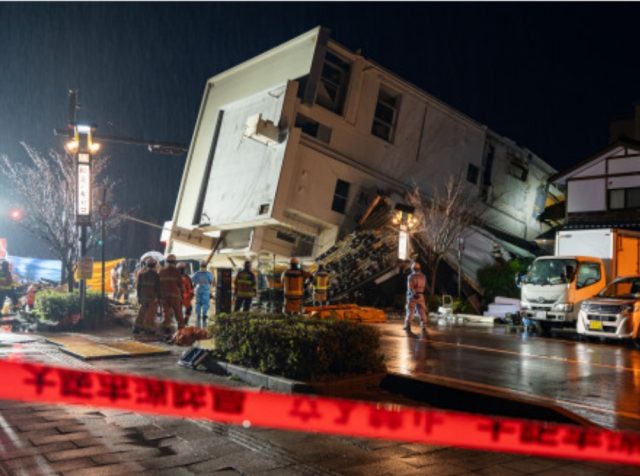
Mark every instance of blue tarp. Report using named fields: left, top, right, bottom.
left=7, top=256, right=62, bottom=283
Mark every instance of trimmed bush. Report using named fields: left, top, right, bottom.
left=33, top=290, right=109, bottom=330
left=211, top=313, right=386, bottom=381
left=478, top=258, right=533, bottom=303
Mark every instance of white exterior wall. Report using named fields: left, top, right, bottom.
left=199, top=84, right=288, bottom=227
left=169, top=28, right=320, bottom=258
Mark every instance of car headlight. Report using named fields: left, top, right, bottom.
left=520, top=301, right=531, bottom=310
left=581, top=302, right=591, bottom=313
left=552, top=303, right=573, bottom=312
left=621, top=305, right=633, bottom=315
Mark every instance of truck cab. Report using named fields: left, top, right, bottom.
left=578, top=275, right=640, bottom=346
left=520, top=256, right=606, bottom=335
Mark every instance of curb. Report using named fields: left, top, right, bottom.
left=212, top=360, right=385, bottom=396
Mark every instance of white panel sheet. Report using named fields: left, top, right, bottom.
left=200, top=84, right=288, bottom=226
left=555, top=229, right=613, bottom=259
left=567, top=179, right=605, bottom=212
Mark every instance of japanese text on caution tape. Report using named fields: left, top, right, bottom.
left=0, top=359, right=638, bottom=466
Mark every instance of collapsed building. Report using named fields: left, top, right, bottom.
left=165, top=26, right=558, bottom=306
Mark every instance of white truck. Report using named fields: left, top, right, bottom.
left=520, top=229, right=640, bottom=336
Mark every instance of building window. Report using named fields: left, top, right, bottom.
left=508, top=155, right=529, bottom=181
left=331, top=179, right=351, bottom=214
left=316, top=51, right=350, bottom=115
left=466, top=164, right=479, bottom=185
left=295, top=114, right=332, bottom=143
left=371, top=87, right=399, bottom=142
left=609, top=187, right=640, bottom=210
left=258, top=203, right=270, bottom=215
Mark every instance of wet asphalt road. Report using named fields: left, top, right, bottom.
left=377, top=320, right=640, bottom=432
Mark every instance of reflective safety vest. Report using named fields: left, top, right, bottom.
left=408, top=271, right=427, bottom=295
left=236, top=270, right=256, bottom=298
left=283, top=268, right=304, bottom=299
left=313, top=271, right=329, bottom=292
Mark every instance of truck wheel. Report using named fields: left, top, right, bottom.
left=535, top=321, right=552, bottom=337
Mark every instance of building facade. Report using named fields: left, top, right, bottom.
left=167, top=27, right=555, bottom=275
left=550, top=137, right=640, bottom=229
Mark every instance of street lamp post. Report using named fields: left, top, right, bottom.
left=392, top=204, right=417, bottom=261
left=66, top=124, right=100, bottom=323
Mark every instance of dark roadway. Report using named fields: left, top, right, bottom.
left=377, top=320, right=640, bottom=432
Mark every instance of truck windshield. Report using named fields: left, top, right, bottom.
left=599, top=277, right=640, bottom=299
left=524, top=259, right=578, bottom=286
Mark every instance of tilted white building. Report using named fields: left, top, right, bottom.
left=167, top=26, right=555, bottom=282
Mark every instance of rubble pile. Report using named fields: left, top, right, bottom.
left=317, top=229, right=397, bottom=300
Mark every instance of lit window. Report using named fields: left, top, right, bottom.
left=331, top=179, right=351, bottom=214
left=371, top=87, right=399, bottom=142
left=316, top=51, right=350, bottom=115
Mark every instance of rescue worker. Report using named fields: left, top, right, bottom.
left=178, top=262, right=194, bottom=325
left=0, top=261, right=17, bottom=314
left=404, top=261, right=428, bottom=334
left=234, top=260, right=256, bottom=312
left=133, top=258, right=161, bottom=335
left=282, top=257, right=304, bottom=314
left=116, top=261, right=131, bottom=303
left=158, top=254, right=184, bottom=335
left=110, top=263, right=119, bottom=300
left=191, top=260, right=214, bottom=328
left=312, top=263, right=330, bottom=307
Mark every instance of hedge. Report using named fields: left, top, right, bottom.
left=33, top=290, right=109, bottom=330
left=211, top=313, right=386, bottom=381
left=478, top=258, right=533, bottom=303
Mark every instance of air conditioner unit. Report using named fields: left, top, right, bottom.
left=244, top=113, right=281, bottom=145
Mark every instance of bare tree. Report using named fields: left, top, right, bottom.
left=0, top=143, right=120, bottom=291
left=407, top=174, right=479, bottom=296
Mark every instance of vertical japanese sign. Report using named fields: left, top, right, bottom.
left=77, top=153, right=91, bottom=224
left=0, top=238, right=7, bottom=259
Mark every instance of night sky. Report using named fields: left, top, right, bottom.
left=1, top=2, right=639, bottom=260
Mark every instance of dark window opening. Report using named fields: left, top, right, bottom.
left=482, top=145, right=495, bottom=187
left=371, top=87, right=399, bottom=142
left=609, top=187, right=640, bottom=210
left=295, top=75, right=309, bottom=101
left=331, top=179, right=351, bottom=214
left=258, top=204, right=270, bottom=215
left=467, top=164, right=479, bottom=185
left=508, top=157, right=529, bottom=181
left=276, top=231, right=296, bottom=244
left=295, top=114, right=332, bottom=143
left=316, top=51, right=350, bottom=115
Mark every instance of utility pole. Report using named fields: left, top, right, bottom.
left=457, top=236, right=465, bottom=298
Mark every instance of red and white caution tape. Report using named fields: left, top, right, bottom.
left=0, top=359, right=638, bottom=466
